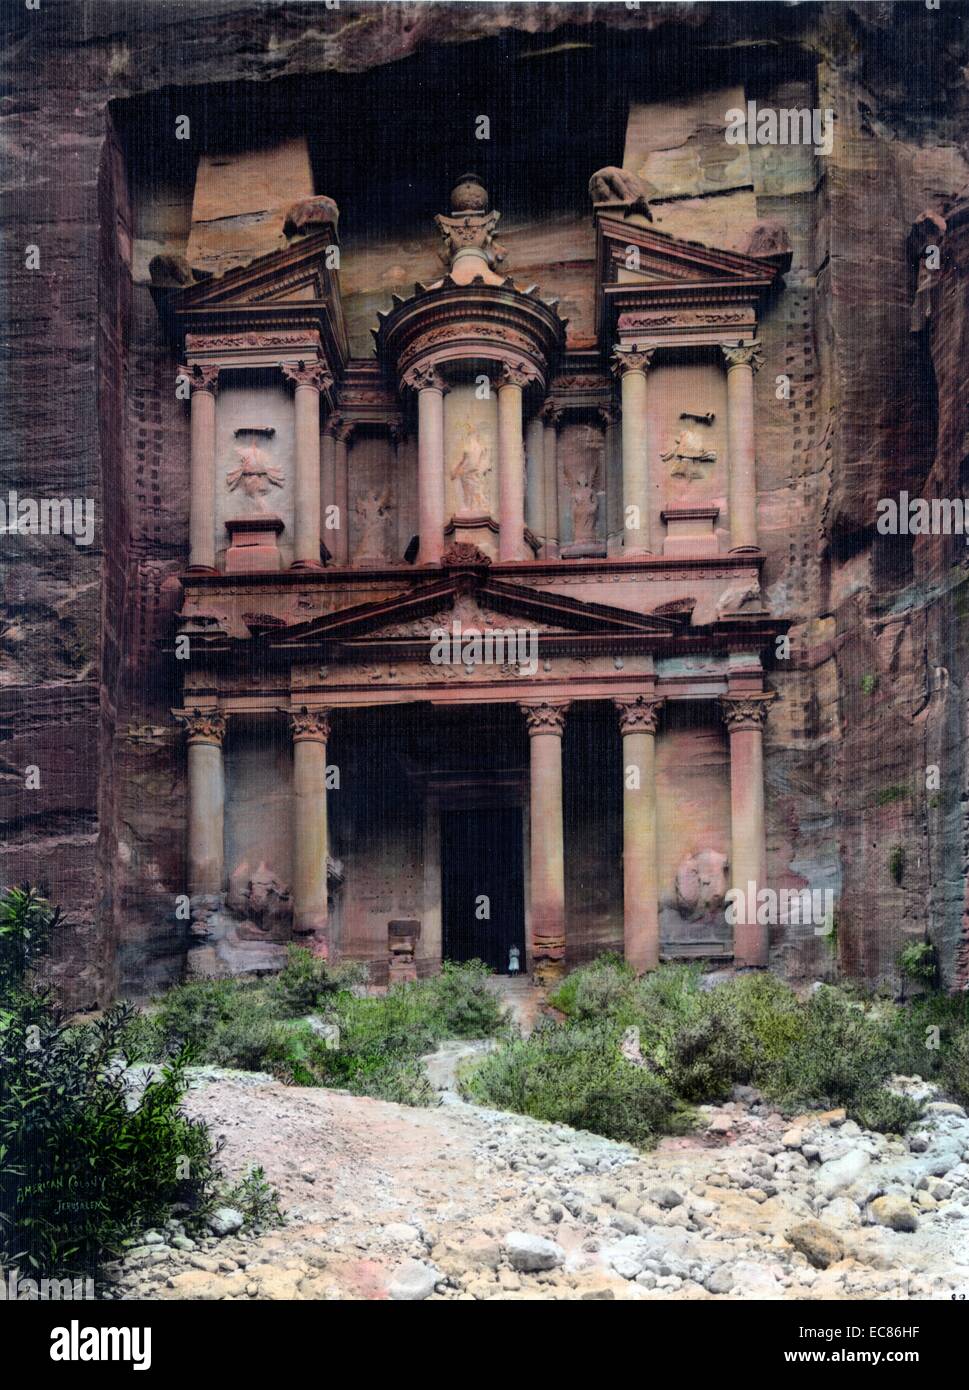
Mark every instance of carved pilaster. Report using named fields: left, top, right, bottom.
left=614, top=695, right=663, bottom=735
left=721, top=341, right=764, bottom=374
left=720, top=692, right=775, bottom=731
left=520, top=701, right=570, bottom=736
left=335, top=419, right=355, bottom=445
left=289, top=708, right=332, bottom=743
left=540, top=399, right=563, bottom=428
left=176, top=709, right=227, bottom=746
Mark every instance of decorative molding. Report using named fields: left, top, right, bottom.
left=177, top=362, right=220, bottom=395
left=176, top=708, right=227, bottom=745
left=720, top=691, right=776, bottom=731
left=610, top=345, right=655, bottom=378
left=186, top=331, right=321, bottom=352
left=614, top=694, right=664, bottom=734
left=721, top=341, right=765, bottom=374
left=441, top=541, right=492, bottom=568
left=520, top=700, right=570, bottom=736
left=288, top=707, right=332, bottom=742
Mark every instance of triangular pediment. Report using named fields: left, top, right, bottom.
left=160, top=231, right=349, bottom=365
left=597, top=217, right=778, bottom=290
left=265, top=575, right=684, bottom=652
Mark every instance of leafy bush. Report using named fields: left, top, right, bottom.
left=665, top=998, right=755, bottom=1102
left=898, top=940, right=938, bottom=987
left=851, top=1088, right=923, bottom=1135
left=765, top=985, right=891, bottom=1111
left=462, top=1022, right=687, bottom=1147
left=0, top=887, right=220, bottom=1275
left=269, top=945, right=366, bottom=1016
left=421, top=960, right=511, bottom=1038
left=943, top=1027, right=969, bottom=1106
left=548, top=953, right=637, bottom=1025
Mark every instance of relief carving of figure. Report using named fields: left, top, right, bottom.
left=353, top=483, right=393, bottom=563
left=566, top=426, right=602, bottom=543
left=226, top=442, right=285, bottom=513
left=673, top=849, right=729, bottom=922
left=226, top=859, right=292, bottom=940
left=451, top=420, right=492, bottom=514
left=661, top=427, right=717, bottom=481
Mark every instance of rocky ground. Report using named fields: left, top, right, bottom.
left=102, top=1061, right=969, bottom=1301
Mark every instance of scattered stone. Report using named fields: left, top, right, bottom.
left=787, top=1220, right=845, bottom=1269
left=646, top=1186, right=684, bottom=1210
left=208, top=1207, right=245, bottom=1237
left=387, top=1260, right=441, bottom=1302
left=503, top=1232, right=565, bottom=1273
left=870, top=1195, right=919, bottom=1233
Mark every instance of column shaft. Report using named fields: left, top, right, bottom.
left=416, top=380, right=446, bottom=565
left=541, top=405, right=560, bottom=559
left=497, top=378, right=527, bottom=561
left=722, top=694, right=773, bottom=967
left=184, top=366, right=219, bottom=571
left=723, top=343, right=763, bottom=551
left=291, top=710, right=331, bottom=956
left=615, top=697, right=663, bottom=973
left=180, top=711, right=226, bottom=898
left=612, top=347, right=654, bottom=555
left=292, top=381, right=323, bottom=568
left=321, top=420, right=337, bottom=560
left=525, top=412, right=546, bottom=544
left=334, top=425, right=351, bottom=566
left=522, top=703, right=569, bottom=981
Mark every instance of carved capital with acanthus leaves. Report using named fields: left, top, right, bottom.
left=288, top=707, right=332, bottom=743
left=280, top=358, right=334, bottom=393
left=175, top=708, right=227, bottom=746
left=610, top=345, right=655, bottom=379
left=614, top=695, right=663, bottom=735
left=720, top=691, right=775, bottom=732
left=721, top=341, right=764, bottom=374
left=520, top=701, right=570, bottom=737
left=177, top=363, right=220, bottom=395
left=401, top=363, right=449, bottom=395
left=498, top=360, right=539, bottom=391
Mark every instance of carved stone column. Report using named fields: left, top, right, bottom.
left=180, top=364, right=220, bottom=571
left=497, top=363, right=530, bottom=561
left=721, top=342, right=763, bottom=551
left=289, top=708, right=332, bottom=957
left=521, top=701, right=570, bottom=982
left=540, top=401, right=561, bottom=559
left=524, top=411, right=546, bottom=545
left=321, top=414, right=339, bottom=561
left=721, top=692, right=774, bottom=967
left=282, top=360, right=331, bottom=569
left=611, top=346, right=654, bottom=555
left=333, top=420, right=354, bottom=566
left=405, top=365, right=448, bottom=566
left=614, top=695, right=663, bottom=973
left=177, top=709, right=227, bottom=898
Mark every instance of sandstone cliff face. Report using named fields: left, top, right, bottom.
left=1, top=2, right=968, bottom=1003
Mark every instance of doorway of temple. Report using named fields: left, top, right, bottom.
left=441, top=807, right=526, bottom=973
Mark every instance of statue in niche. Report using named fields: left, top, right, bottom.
left=661, top=427, right=717, bottom=481
left=673, top=850, right=729, bottom=922
left=451, top=420, right=492, bottom=514
left=353, top=483, right=393, bottom=563
left=226, top=441, right=285, bottom=513
left=565, top=425, right=602, bottom=543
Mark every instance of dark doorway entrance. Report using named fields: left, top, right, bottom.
left=442, top=807, right=525, bottom=973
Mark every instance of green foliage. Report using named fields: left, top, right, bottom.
left=664, top=998, right=755, bottom=1103
left=851, top=1088, right=924, bottom=1135
left=942, top=1027, right=969, bottom=1105
left=889, top=846, right=906, bottom=886
left=860, top=674, right=878, bottom=695
left=765, top=986, right=891, bottom=1111
left=461, top=1022, right=688, bottom=1148
left=547, top=953, right=637, bottom=1025
left=898, top=940, right=937, bottom=986
left=0, top=885, right=57, bottom=992
left=876, top=784, right=909, bottom=806
left=223, top=1165, right=284, bottom=1230
left=421, top=960, right=511, bottom=1039
left=269, top=945, right=366, bottom=1016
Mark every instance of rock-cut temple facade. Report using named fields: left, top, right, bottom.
left=160, top=168, right=793, bottom=986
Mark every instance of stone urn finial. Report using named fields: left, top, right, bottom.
left=450, top=172, right=489, bottom=215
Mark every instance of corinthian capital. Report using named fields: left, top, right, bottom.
left=611, top=345, right=654, bottom=379
left=520, top=701, right=570, bottom=736
left=280, top=358, right=334, bottom=393
left=498, top=360, right=539, bottom=391
left=402, top=363, right=449, bottom=395
left=614, top=695, right=663, bottom=735
left=175, top=708, right=227, bottom=745
left=177, top=363, right=220, bottom=395
left=720, top=691, right=775, bottom=731
left=289, top=707, right=332, bottom=743
left=721, top=341, right=764, bottom=374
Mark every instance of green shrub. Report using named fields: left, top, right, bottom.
left=851, top=1088, right=923, bottom=1135
left=764, top=985, right=891, bottom=1110
left=421, top=960, right=511, bottom=1038
left=223, top=1165, right=284, bottom=1229
left=462, top=1022, right=686, bottom=1148
left=547, top=954, right=637, bottom=1025
left=0, top=886, right=56, bottom=992
left=269, top=945, right=366, bottom=1016
left=665, top=998, right=755, bottom=1102
left=942, top=1028, right=969, bottom=1106
left=898, top=940, right=938, bottom=987
left=718, top=971, right=805, bottom=1073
